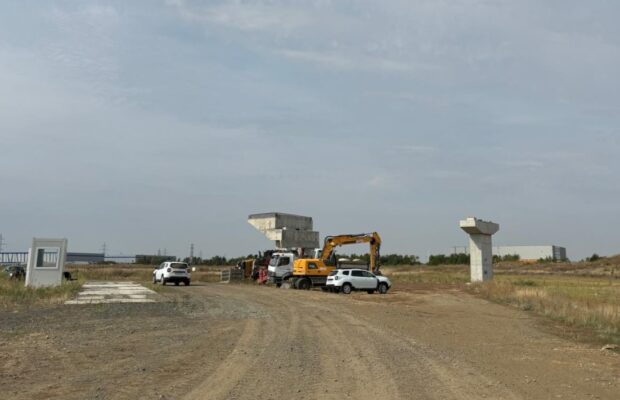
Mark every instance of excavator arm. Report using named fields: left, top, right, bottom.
left=321, top=232, right=382, bottom=274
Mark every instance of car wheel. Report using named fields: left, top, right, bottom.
left=161, top=277, right=166, bottom=286
left=152, top=275, right=157, bottom=284
left=367, top=290, right=375, bottom=294
left=378, top=282, right=388, bottom=294
left=342, top=283, right=352, bottom=295
left=298, top=278, right=311, bottom=290
left=174, top=281, right=180, bottom=286
left=185, top=280, right=190, bottom=286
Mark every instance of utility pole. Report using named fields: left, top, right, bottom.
left=189, top=243, right=194, bottom=264
left=101, top=242, right=107, bottom=256
left=0, top=234, right=5, bottom=252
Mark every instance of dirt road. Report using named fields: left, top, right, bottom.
left=1, top=283, right=618, bottom=399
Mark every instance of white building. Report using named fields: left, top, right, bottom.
left=494, top=246, right=567, bottom=261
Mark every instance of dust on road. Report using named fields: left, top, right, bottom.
left=1, top=283, right=618, bottom=399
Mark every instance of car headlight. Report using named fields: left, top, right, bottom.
left=334, top=276, right=339, bottom=280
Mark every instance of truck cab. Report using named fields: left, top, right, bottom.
left=267, top=252, right=296, bottom=286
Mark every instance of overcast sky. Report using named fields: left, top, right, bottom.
left=1, top=1, right=619, bottom=260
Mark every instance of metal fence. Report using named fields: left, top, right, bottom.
left=220, top=268, right=244, bottom=283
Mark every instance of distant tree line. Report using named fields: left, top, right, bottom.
left=178, top=253, right=422, bottom=266
left=182, top=255, right=259, bottom=266
left=342, top=253, right=421, bottom=266
left=137, top=252, right=526, bottom=266
left=427, top=253, right=470, bottom=266
left=493, top=254, right=520, bottom=262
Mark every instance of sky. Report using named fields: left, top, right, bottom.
left=1, top=0, right=619, bottom=261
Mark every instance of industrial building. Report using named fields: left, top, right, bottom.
left=66, top=252, right=105, bottom=264
left=494, top=246, right=567, bottom=261
left=1, top=252, right=106, bottom=264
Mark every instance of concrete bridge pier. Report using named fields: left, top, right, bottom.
left=459, top=217, right=500, bottom=283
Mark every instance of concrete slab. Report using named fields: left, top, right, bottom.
left=66, top=281, right=159, bottom=305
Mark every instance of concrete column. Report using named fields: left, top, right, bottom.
left=459, top=218, right=499, bottom=283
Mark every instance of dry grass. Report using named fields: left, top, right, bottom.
left=0, top=275, right=82, bottom=310
left=383, top=265, right=470, bottom=285
left=383, top=264, right=620, bottom=345
left=0, top=264, right=226, bottom=310
left=65, top=264, right=224, bottom=283
left=469, top=276, right=620, bottom=344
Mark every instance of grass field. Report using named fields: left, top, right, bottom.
left=0, top=264, right=224, bottom=309
left=0, top=275, right=82, bottom=310
left=383, top=260, right=620, bottom=345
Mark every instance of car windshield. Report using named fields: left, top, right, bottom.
left=171, top=263, right=188, bottom=269
left=328, top=271, right=338, bottom=276
left=269, top=256, right=279, bottom=266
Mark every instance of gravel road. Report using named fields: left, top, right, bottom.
left=1, top=283, right=618, bottom=399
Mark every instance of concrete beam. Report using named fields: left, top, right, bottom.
left=248, top=212, right=319, bottom=249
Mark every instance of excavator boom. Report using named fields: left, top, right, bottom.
left=321, top=232, right=382, bottom=273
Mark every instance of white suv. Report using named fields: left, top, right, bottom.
left=153, top=262, right=191, bottom=286
left=326, top=269, right=391, bottom=294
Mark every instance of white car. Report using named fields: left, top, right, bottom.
left=326, top=269, right=391, bottom=294
left=153, top=262, right=191, bottom=286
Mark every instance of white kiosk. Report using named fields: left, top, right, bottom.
left=459, top=218, right=499, bottom=282
left=25, top=238, right=68, bottom=288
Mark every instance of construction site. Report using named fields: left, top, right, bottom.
left=1, top=212, right=619, bottom=400
left=2, top=2, right=620, bottom=399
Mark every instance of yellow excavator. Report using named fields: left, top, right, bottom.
left=290, top=232, right=382, bottom=290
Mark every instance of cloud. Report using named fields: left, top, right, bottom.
left=390, top=145, right=437, bottom=155
left=276, top=49, right=412, bottom=73
left=166, top=0, right=311, bottom=32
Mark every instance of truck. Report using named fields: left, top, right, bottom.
left=267, top=252, right=297, bottom=287
left=290, top=232, right=382, bottom=290
left=267, top=248, right=320, bottom=286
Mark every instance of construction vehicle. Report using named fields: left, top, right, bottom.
left=290, top=232, right=382, bottom=290
left=267, top=251, right=297, bottom=287
left=236, top=259, right=255, bottom=279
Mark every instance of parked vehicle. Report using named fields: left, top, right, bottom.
left=326, top=268, right=391, bottom=294
left=267, top=252, right=297, bottom=286
left=153, top=262, right=191, bottom=286
left=3, top=265, right=25, bottom=280
left=291, top=232, right=382, bottom=289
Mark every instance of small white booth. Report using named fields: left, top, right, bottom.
left=25, top=238, right=68, bottom=288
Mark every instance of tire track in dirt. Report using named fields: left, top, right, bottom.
left=279, top=294, right=402, bottom=400
left=333, top=300, right=524, bottom=400
left=180, top=285, right=617, bottom=400
left=182, top=318, right=261, bottom=400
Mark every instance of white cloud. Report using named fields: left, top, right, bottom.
left=391, top=145, right=436, bottom=155
left=167, top=0, right=311, bottom=32
left=276, top=49, right=412, bottom=73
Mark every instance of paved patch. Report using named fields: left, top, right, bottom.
left=66, top=282, right=159, bottom=304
